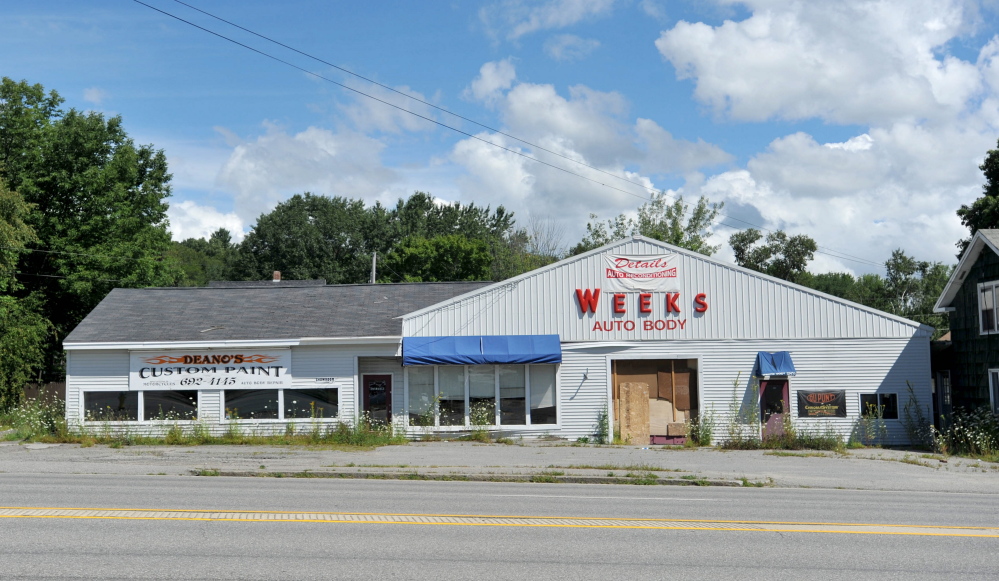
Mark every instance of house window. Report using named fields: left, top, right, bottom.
left=860, top=393, right=898, bottom=419
left=989, top=370, right=999, bottom=414
left=981, top=284, right=998, bottom=333
left=406, top=364, right=558, bottom=428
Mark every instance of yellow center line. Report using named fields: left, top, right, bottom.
left=0, top=507, right=996, bottom=537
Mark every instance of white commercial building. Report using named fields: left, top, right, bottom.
left=64, top=237, right=933, bottom=444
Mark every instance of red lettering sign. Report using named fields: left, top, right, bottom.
left=575, top=288, right=601, bottom=313
left=613, top=293, right=626, bottom=314
left=665, top=292, right=681, bottom=313
left=694, top=293, right=708, bottom=313
left=639, top=293, right=652, bottom=313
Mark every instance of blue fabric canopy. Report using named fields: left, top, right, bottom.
left=755, top=351, right=796, bottom=376
left=403, top=335, right=562, bottom=366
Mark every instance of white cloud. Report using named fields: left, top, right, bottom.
left=82, top=87, right=107, bottom=105
left=338, top=82, right=437, bottom=134
left=481, top=0, right=618, bottom=40
left=543, top=34, right=600, bottom=61
left=215, top=123, right=397, bottom=224
left=655, top=0, right=983, bottom=124
left=168, top=200, right=244, bottom=242
left=639, top=0, right=667, bottom=21
left=465, top=59, right=517, bottom=103
left=635, top=118, right=732, bottom=174
left=449, top=75, right=733, bottom=244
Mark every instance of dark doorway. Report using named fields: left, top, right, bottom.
left=760, top=379, right=789, bottom=438
left=362, top=374, right=392, bottom=424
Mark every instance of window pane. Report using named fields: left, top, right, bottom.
left=408, top=367, right=435, bottom=426
left=438, top=366, right=465, bottom=426
left=530, top=365, right=557, bottom=425
left=983, top=288, right=996, bottom=331
left=499, top=365, right=526, bottom=425
left=224, top=390, right=279, bottom=420
left=144, top=390, right=198, bottom=421
left=84, top=392, right=138, bottom=421
left=879, top=393, right=899, bottom=420
left=284, top=389, right=338, bottom=419
left=468, top=366, right=495, bottom=425
left=860, top=394, right=880, bottom=418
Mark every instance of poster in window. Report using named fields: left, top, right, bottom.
left=796, top=390, right=847, bottom=418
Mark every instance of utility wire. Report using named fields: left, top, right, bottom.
left=132, top=0, right=885, bottom=268
left=2, top=245, right=152, bottom=263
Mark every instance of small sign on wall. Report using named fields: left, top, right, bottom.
left=796, top=390, right=847, bottom=418
left=129, top=350, right=292, bottom=390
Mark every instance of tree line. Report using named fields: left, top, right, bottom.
left=1, top=75, right=993, bottom=408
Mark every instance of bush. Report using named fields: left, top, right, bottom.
left=935, top=407, right=999, bottom=460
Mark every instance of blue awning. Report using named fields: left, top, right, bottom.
left=755, top=351, right=796, bottom=376
left=403, top=335, right=562, bottom=366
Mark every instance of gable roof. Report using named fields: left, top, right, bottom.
left=935, top=229, right=999, bottom=311
left=64, top=282, right=490, bottom=346
left=404, top=235, right=931, bottom=335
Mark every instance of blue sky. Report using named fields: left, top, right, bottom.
left=4, top=0, right=999, bottom=274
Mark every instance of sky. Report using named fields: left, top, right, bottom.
left=4, top=0, right=999, bottom=275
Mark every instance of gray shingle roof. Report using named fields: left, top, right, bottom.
left=207, top=279, right=327, bottom=288
left=64, top=282, right=490, bottom=344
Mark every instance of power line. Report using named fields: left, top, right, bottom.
left=14, top=271, right=135, bottom=284
left=131, top=0, right=885, bottom=268
left=2, top=245, right=151, bottom=263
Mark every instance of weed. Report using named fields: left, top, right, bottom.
left=195, top=468, right=221, bottom=476
left=593, top=407, right=609, bottom=445
left=627, top=472, right=660, bottom=485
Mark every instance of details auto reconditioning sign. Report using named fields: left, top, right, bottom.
left=603, top=254, right=680, bottom=292
left=128, top=350, right=291, bottom=390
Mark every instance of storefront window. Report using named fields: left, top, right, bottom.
left=224, top=390, right=279, bottom=420
left=405, top=364, right=559, bottom=427
left=438, top=366, right=465, bottom=426
left=144, top=390, right=198, bottom=421
left=468, top=365, right=496, bottom=426
left=530, top=365, right=557, bottom=424
left=84, top=391, right=138, bottom=421
left=408, top=367, right=435, bottom=425
left=499, top=365, right=526, bottom=425
left=284, top=389, right=338, bottom=419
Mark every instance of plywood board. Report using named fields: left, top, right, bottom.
left=649, top=398, right=673, bottom=436
left=619, top=382, right=650, bottom=445
left=667, top=422, right=687, bottom=436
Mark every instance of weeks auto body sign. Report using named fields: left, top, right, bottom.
left=604, top=254, right=680, bottom=292
left=129, top=350, right=291, bottom=390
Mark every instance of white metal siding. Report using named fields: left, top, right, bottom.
left=403, top=239, right=926, bottom=341
left=65, top=350, right=129, bottom=421
left=559, top=336, right=932, bottom=445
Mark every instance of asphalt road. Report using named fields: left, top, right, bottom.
left=2, top=474, right=997, bottom=580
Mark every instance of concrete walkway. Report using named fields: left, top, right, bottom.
left=1, top=440, right=996, bottom=493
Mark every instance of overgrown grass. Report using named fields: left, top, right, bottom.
left=1, top=398, right=408, bottom=448
left=720, top=413, right=845, bottom=452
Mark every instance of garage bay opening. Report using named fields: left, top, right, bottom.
left=613, top=359, right=698, bottom=445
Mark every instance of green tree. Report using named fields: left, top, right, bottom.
left=571, top=193, right=723, bottom=255
left=729, top=228, right=817, bottom=283
left=380, top=234, right=491, bottom=282
left=956, top=139, right=999, bottom=255
left=0, top=77, right=176, bottom=380
left=233, top=193, right=371, bottom=283
left=234, top=191, right=523, bottom=284
left=0, top=178, right=52, bottom=409
left=882, top=249, right=950, bottom=333
left=167, top=228, right=237, bottom=286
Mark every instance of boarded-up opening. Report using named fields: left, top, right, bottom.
left=614, top=359, right=698, bottom=444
